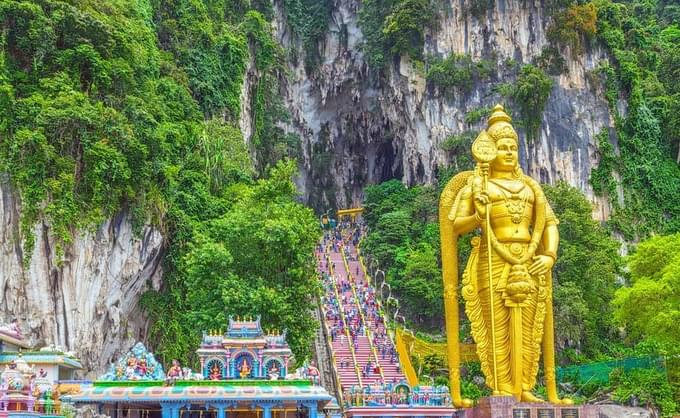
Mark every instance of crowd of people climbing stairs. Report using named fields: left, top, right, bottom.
left=316, top=221, right=407, bottom=393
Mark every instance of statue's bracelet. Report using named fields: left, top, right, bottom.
left=542, top=251, right=557, bottom=261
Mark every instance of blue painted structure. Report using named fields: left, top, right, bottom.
left=197, top=317, right=292, bottom=380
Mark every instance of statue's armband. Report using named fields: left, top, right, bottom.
left=545, top=201, right=559, bottom=226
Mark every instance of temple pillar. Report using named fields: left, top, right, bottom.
left=216, top=406, right=225, bottom=418
left=306, top=402, right=317, bottom=418
left=261, top=405, right=271, bottom=418
left=161, top=403, right=179, bottom=418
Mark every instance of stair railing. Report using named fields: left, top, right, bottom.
left=318, top=296, right=345, bottom=408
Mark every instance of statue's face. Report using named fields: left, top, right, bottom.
left=491, top=137, right=518, bottom=172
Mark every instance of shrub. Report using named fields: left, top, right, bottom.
left=547, top=2, right=598, bottom=55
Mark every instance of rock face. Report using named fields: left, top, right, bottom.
left=0, top=179, right=164, bottom=378
left=597, top=405, right=654, bottom=418
left=272, top=0, right=614, bottom=219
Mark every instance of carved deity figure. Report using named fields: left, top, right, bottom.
left=136, top=358, right=148, bottom=377
left=209, top=363, right=222, bottom=380
left=440, top=105, right=570, bottom=406
left=168, top=360, right=183, bottom=378
left=268, top=363, right=280, bottom=380
left=125, top=356, right=137, bottom=380
left=239, top=359, right=251, bottom=378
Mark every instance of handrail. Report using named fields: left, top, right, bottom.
left=341, top=245, right=384, bottom=381
left=327, top=251, right=363, bottom=387
left=357, top=244, right=398, bottom=348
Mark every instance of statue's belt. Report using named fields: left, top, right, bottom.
left=473, top=242, right=542, bottom=293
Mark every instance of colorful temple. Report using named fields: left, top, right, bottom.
left=0, top=320, right=83, bottom=418
left=67, top=317, right=335, bottom=418
left=197, top=317, right=293, bottom=381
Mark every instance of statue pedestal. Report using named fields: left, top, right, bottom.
left=465, top=396, right=601, bottom=418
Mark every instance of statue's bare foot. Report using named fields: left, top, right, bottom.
left=521, top=391, right=545, bottom=403
left=454, top=398, right=474, bottom=408
left=548, top=396, right=574, bottom=405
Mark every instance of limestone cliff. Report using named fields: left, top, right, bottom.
left=0, top=178, right=164, bottom=377
left=272, top=0, right=614, bottom=220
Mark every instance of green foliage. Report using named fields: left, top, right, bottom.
left=361, top=180, right=442, bottom=326
left=613, top=234, right=680, bottom=355
left=0, top=0, right=319, bottom=365
left=281, top=0, right=332, bottom=71
left=547, top=2, right=597, bottom=55
left=460, top=361, right=491, bottom=401
left=544, top=182, right=622, bottom=360
left=439, top=132, right=475, bottom=171
left=535, top=46, right=568, bottom=76
left=391, top=243, right=443, bottom=320
left=511, top=64, right=553, bottom=142
left=589, top=0, right=680, bottom=238
left=589, top=130, right=618, bottom=200
left=463, top=106, right=492, bottom=125
left=153, top=0, right=249, bottom=118
left=199, top=119, right=253, bottom=193
left=610, top=368, right=678, bottom=417
left=358, top=0, right=437, bottom=69
left=0, top=0, right=203, bottom=257
left=237, top=10, right=300, bottom=175
left=426, top=54, right=495, bottom=96
left=382, top=0, right=437, bottom=61
left=143, top=161, right=321, bottom=365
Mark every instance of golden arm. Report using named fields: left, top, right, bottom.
left=540, top=223, right=559, bottom=259
left=448, top=185, right=481, bottom=235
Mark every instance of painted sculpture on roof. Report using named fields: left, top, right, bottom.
left=100, top=342, right=165, bottom=381
left=0, top=320, right=22, bottom=339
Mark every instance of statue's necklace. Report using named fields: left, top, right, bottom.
left=490, top=180, right=528, bottom=224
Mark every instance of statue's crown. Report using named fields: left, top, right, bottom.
left=487, top=104, right=518, bottom=142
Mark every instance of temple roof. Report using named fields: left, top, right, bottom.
left=0, top=352, right=82, bottom=369
left=66, top=383, right=333, bottom=404
left=200, top=316, right=290, bottom=352
left=226, top=316, right=263, bottom=338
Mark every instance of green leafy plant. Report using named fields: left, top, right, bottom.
left=426, top=55, right=495, bottom=97
left=511, top=64, right=553, bottom=142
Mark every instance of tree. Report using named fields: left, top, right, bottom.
left=613, top=233, right=680, bottom=354
left=144, top=161, right=321, bottom=365
left=391, top=243, right=443, bottom=322
left=544, top=182, right=622, bottom=360
left=382, top=0, right=436, bottom=60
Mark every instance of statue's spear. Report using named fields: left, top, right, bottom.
left=471, top=130, right=500, bottom=395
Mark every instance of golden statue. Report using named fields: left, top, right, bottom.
left=440, top=105, right=571, bottom=406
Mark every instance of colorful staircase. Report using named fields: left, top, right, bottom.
left=317, top=228, right=406, bottom=392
